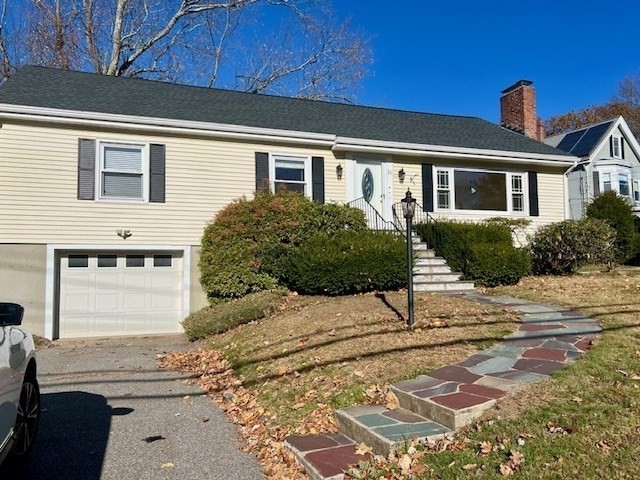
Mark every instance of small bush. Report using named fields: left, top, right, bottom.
left=199, top=190, right=366, bottom=303
left=182, top=289, right=287, bottom=341
left=465, top=244, right=531, bottom=287
left=586, top=191, right=638, bottom=263
left=283, top=230, right=407, bottom=296
left=414, top=220, right=513, bottom=273
left=529, top=218, right=616, bottom=275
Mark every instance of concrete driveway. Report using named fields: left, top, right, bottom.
left=1, top=335, right=263, bottom=479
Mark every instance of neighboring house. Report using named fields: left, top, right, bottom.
left=545, top=116, right=640, bottom=219
left=0, top=68, right=575, bottom=339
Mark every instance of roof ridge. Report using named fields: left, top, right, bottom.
left=15, top=65, right=485, bottom=122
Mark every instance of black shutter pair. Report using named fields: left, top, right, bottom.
left=255, top=152, right=325, bottom=203
left=609, top=136, right=626, bottom=159
left=77, top=139, right=166, bottom=202
left=420, top=163, right=540, bottom=216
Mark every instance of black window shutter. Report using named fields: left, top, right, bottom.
left=149, top=144, right=166, bottom=203
left=528, top=171, right=539, bottom=217
left=593, top=171, right=600, bottom=197
left=311, top=156, right=325, bottom=203
left=255, top=152, right=269, bottom=191
left=610, top=137, right=614, bottom=157
left=421, top=163, right=434, bottom=212
left=77, top=138, right=95, bottom=200
left=621, top=138, right=625, bottom=159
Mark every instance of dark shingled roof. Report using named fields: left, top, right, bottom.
left=0, top=66, right=572, bottom=157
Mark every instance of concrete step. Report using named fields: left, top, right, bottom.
left=413, top=264, right=452, bottom=274
left=335, top=405, right=451, bottom=457
left=412, top=243, right=431, bottom=251
left=390, top=375, right=507, bottom=430
left=413, top=272, right=462, bottom=283
left=414, top=249, right=436, bottom=258
left=414, top=280, right=475, bottom=292
left=414, top=257, right=447, bottom=266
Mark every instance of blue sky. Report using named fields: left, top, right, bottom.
left=339, top=1, right=640, bottom=123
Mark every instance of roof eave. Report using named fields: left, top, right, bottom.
left=0, top=103, right=576, bottom=165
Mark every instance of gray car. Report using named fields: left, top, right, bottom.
left=0, top=303, right=40, bottom=467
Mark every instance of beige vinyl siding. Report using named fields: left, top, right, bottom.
left=0, top=121, right=343, bottom=244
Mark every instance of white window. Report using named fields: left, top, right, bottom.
left=634, top=180, right=640, bottom=203
left=511, top=174, right=524, bottom=212
left=99, top=143, right=147, bottom=201
left=619, top=173, right=630, bottom=196
left=436, top=169, right=450, bottom=209
left=270, top=154, right=311, bottom=197
left=602, top=172, right=612, bottom=192
left=612, top=136, right=622, bottom=159
left=434, top=167, right=527, bottom=214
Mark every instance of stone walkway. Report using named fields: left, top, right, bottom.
left=285, top=292, right=602, bottom=480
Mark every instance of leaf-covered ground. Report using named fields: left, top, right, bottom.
left=160, top=290, right=517, bottom=478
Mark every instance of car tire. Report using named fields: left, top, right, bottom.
left=9, top=374, right=40, bottom=459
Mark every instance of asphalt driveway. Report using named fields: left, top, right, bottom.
left=1, top=335, right=263, bottom=479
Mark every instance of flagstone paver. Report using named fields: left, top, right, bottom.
left=284, top=292, right=602, bottom=480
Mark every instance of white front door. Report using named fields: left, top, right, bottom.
left=355, top=160, right=385, bottom=213
left=58, top=251, right=183, bottom=338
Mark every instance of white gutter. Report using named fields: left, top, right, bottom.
left=0, top=104, right=337, bottom=146
left=0, top=103, right=576, bottom=165
left=334, top=136, right=576, bottom=166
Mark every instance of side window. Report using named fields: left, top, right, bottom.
left=612, top=136, right=622, bottom=159
left=270, top=154, right=311, bottom=196
left=436, top=170, right=450, bottom=209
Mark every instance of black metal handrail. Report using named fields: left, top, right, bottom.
left=392, top=201, right=436, bottom=245
left=346, top=197, right=401, bottom=233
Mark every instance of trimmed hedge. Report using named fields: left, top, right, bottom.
left=529, top=218, right=616, bottom=275
left=586, top=191, right=638, bottom=263
left=182, top=289, right=287, bottom=341
left=465, top=244, right=531, bottom=287
left=415, top=220, right=513, bottom=273
left=414, top=219, right=530, bottom=287
left=199, top=190, right=366, bottom=303
left=283, top=230, right=407, bottom=296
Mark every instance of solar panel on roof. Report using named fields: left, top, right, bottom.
left=556, top=130, right=587, bottom=153
left=571, top=122, right=612, bottom=157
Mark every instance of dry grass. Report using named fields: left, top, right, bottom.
left=208, top=290, right=517, bottom=426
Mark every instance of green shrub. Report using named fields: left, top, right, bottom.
left=414, top=220, right=513, bottom=273
left=465, top=244, right=531, bottom=287
left=529, top=218, right=616, bottom=275
left=199, top=190, right=365, bottom=303
left=283, top=230, right=407, bottom=296
left=586, top=191, right=638, bottom=263
left=182, top=289, right=287, bottom=341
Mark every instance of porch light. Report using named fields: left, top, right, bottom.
left=401, top=189, right=416, bottom=329
left=336, top=163, right=343, bottom=180
left=398, top=168, right=406, bottom=184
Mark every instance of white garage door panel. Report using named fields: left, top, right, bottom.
left=59, top=251, right=183, bottom=338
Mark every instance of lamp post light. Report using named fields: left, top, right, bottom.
left=401, top=189, right=417, bottom=330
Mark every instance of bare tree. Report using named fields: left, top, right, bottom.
left=614, top=70, right=640, bottom=108
left=1, top=0, right=371, bottom=102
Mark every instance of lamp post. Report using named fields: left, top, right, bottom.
left=401, top=189, right=417, bottom=330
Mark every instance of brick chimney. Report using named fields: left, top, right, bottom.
left=500, top=80, right=545, bottom=141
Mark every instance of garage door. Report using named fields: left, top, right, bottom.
left=59, top=251, right=183, bottom=338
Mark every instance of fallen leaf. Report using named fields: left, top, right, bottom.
left=161, top=463, right=174, bottom=469
left=499, top=463, right=514, bottom=476
left=462, top=463, right=478, bottom=470
left=328, top=329, right=336, bottom=337
left=517, top=437, right=525, bottom=446
left=479, top=441, right=493, bottom=455
left=596, top=439, right=612, bottom=453
left=385, top=391, right=400, bottom=410
left=277, top=367, right=287, bottom=376
left=572, top=396, right=583, bottom=403
left=355, top=443, right=373, bottom=456
left=398, top=453, right=412, bottom=475
left=617, top=370, right=628, bottom=377
left=291, top=402, right=305, bottom=410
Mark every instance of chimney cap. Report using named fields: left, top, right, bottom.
left=501, top=80, right=533, bottom=95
